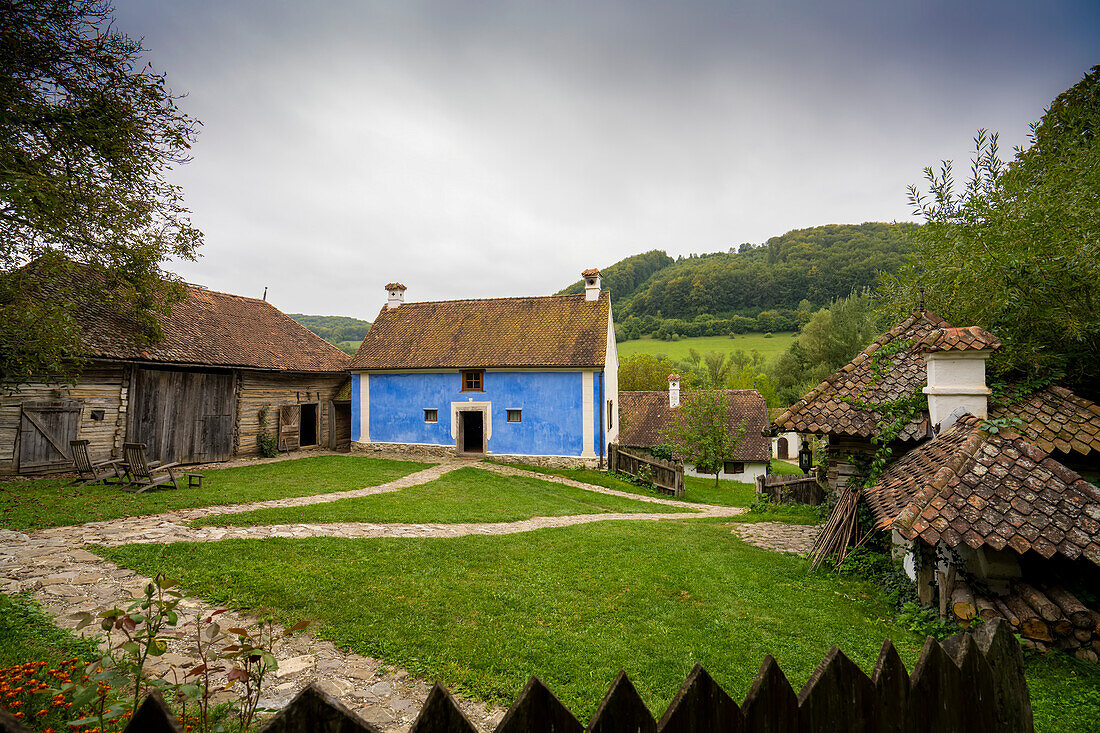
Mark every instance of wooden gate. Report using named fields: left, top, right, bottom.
left=17, top=400, right=82, bottom=473
left=278, top=404, right=301, bottom=451
left=129, top=368, right=235, bottom=464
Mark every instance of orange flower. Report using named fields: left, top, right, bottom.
left=13, top=712, right=24, bottom=720
left=37, top=709, right=49, bottom=717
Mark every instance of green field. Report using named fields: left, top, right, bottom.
left=617, top=332, right=796, bottom=361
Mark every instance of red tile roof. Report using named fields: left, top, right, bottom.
left=351, top=292, right=611, bottom=370
left=582, top=268, right=600, bottom=277
left=36, top=264, right=349, bottom=372
left=385, top=283, right=407, bottom=291
left=865, top=413, right=1100, bottom=567
left=617, top=390, right=771, bottom=462
left=993, top=385, right=1100, bottom=456
left=919, top=326, right=1002, bottom=353
left=768, top=311, right=950, bottom=441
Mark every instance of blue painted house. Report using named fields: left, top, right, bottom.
left=349, top=270, right=618, bottom=464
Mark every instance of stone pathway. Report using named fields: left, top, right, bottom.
left=731, top=521, right=822, bottom=555
left=0, top=461, right=748, bottom=732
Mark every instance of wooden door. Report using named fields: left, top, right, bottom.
left=18, top=400, right=82, bottom=472
left=279, top=404, right=301, bottom=451
left=129, top=368, right=235, bottom=464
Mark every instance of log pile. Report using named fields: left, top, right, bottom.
left=950, top=579, right=1100, bottom=661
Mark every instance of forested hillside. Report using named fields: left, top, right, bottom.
left=557, top=250, right=674, bottom=303
left=562, top=223, right=910, bottom=340
left=627, top=223, right=909, bottom=319
left=288, top=314, right=371, bottom=345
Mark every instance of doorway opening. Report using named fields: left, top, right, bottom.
left=777, top=436, right=789, bottom=460
left=300, top=403, right=318, bottom=447
left=459, top=410, right=484, bottom=454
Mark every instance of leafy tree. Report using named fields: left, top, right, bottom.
left=660, top=391, right=746, bottom=488
left=1, top=0, right=202, bottom=383
left=880, top=66, right=1100, bottom=394
left=702, top=351, right=732, bottom=388
left=769, top=292, right=883, bottom=405
left=618, top=354, right=690, bottom=391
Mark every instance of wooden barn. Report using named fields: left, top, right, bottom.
left=1, top=272, right=351, bottom=474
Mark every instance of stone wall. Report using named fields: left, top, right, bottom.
left=351, top=441, right=600, bottom=469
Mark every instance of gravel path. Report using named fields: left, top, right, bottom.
left=0, top=459, right=748, bottom=732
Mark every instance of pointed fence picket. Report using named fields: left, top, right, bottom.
left=0, top=620, right=1034, bottom=733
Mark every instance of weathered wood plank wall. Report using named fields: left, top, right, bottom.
left=236, top=373, right=347, bottom=457
left=0, top=366, right=126, bottom=473
left=2, top=367, right=349, bottom=473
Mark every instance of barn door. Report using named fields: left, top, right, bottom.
left=18, top=400, right=82, bottom=472
left=279, top=405, right=301, bottom=451
left=129, top=368, right=235, bottom=464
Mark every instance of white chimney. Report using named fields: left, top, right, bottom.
left=668, top=373, right=681, bottom=408
left=582, top=268, right=601, bottom=302
left=385, top=282, right=407, bottom=309
left=920, top=326, right=1001, bottom=432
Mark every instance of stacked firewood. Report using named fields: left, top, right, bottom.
left=950, top=579, right=1100, bottom=662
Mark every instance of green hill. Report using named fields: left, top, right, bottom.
left=560, top=223, right=911, bottom=341
left=556, top=250, right=674, bottom=308
left=624, top=222, right=910, bottom=319
left=288, top=314, right=371, bottom=353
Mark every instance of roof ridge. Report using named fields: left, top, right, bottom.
left=382, top=291, right=604, bottom=308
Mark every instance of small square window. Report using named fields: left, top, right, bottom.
left=89, top=409, right=105, bottom=421
left=507, top=410, right=522, bottom=423
left=424, top=409, right=438, bottom=423
left=723, top=461, right=745, bottom=475
left=461, top=370, right=484, bottom=392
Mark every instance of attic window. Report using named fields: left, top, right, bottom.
left=461, top=370, right=484, bottom=392
left=507, top=410, right=522, bottom=423
left=424, top=409, right=438, bottom=423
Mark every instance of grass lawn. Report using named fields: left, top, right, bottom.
left=617, top=332, right=796, bottom=361
left=97, top=520, right=923, bottom=722
left=96, top=521, right=1100, bottom=731
left=0, top=456, right=433, bottom=531
left=191, top=467, right=683, bottom=527
left=768, top=460, right=805, bottom=476
left=497, top=462, right=757, bottom=507
left=0, top=593, right=99, bottom=670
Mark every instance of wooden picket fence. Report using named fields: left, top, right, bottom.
left=0, top=620, right=1033, bottom=733
left=607, top=444, right=684, bottom=497
left=755, top=473, right=826, bottom=505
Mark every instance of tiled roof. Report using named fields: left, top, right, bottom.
left=992, top=385, right=1100, bottom=456
left=35, top=264, right=350, bottom=372
left=582, top=268, right=600, bottom=277
left=351, top=292, right=611, bottom=370
left=865, top=413, right=1100, bottom=567
left=617, top=390, right=771, bottom=462
left=768, top=311, right=950, bottom=441
left=919, top=326, right=1002, bottom=353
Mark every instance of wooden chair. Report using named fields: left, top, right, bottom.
left=122, top=442, right=181, bottom=492
left=69, top=440, right=125, bottom=486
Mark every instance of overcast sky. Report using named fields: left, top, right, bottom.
left=112, top=0, right=1098, bottom=320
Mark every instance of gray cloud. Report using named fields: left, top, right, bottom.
left=113, top=0, right=1099, bottom=319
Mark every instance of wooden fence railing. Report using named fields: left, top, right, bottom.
left=608, top=444, right=684, bottom=497
left=0, top=620, right=1032, bottom=733
left=755, top=473, right=826, bottom=505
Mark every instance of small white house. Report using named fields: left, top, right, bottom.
left=771, top=431, right=802, bottom=461
left=617, top=376, right=771, bottom=482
